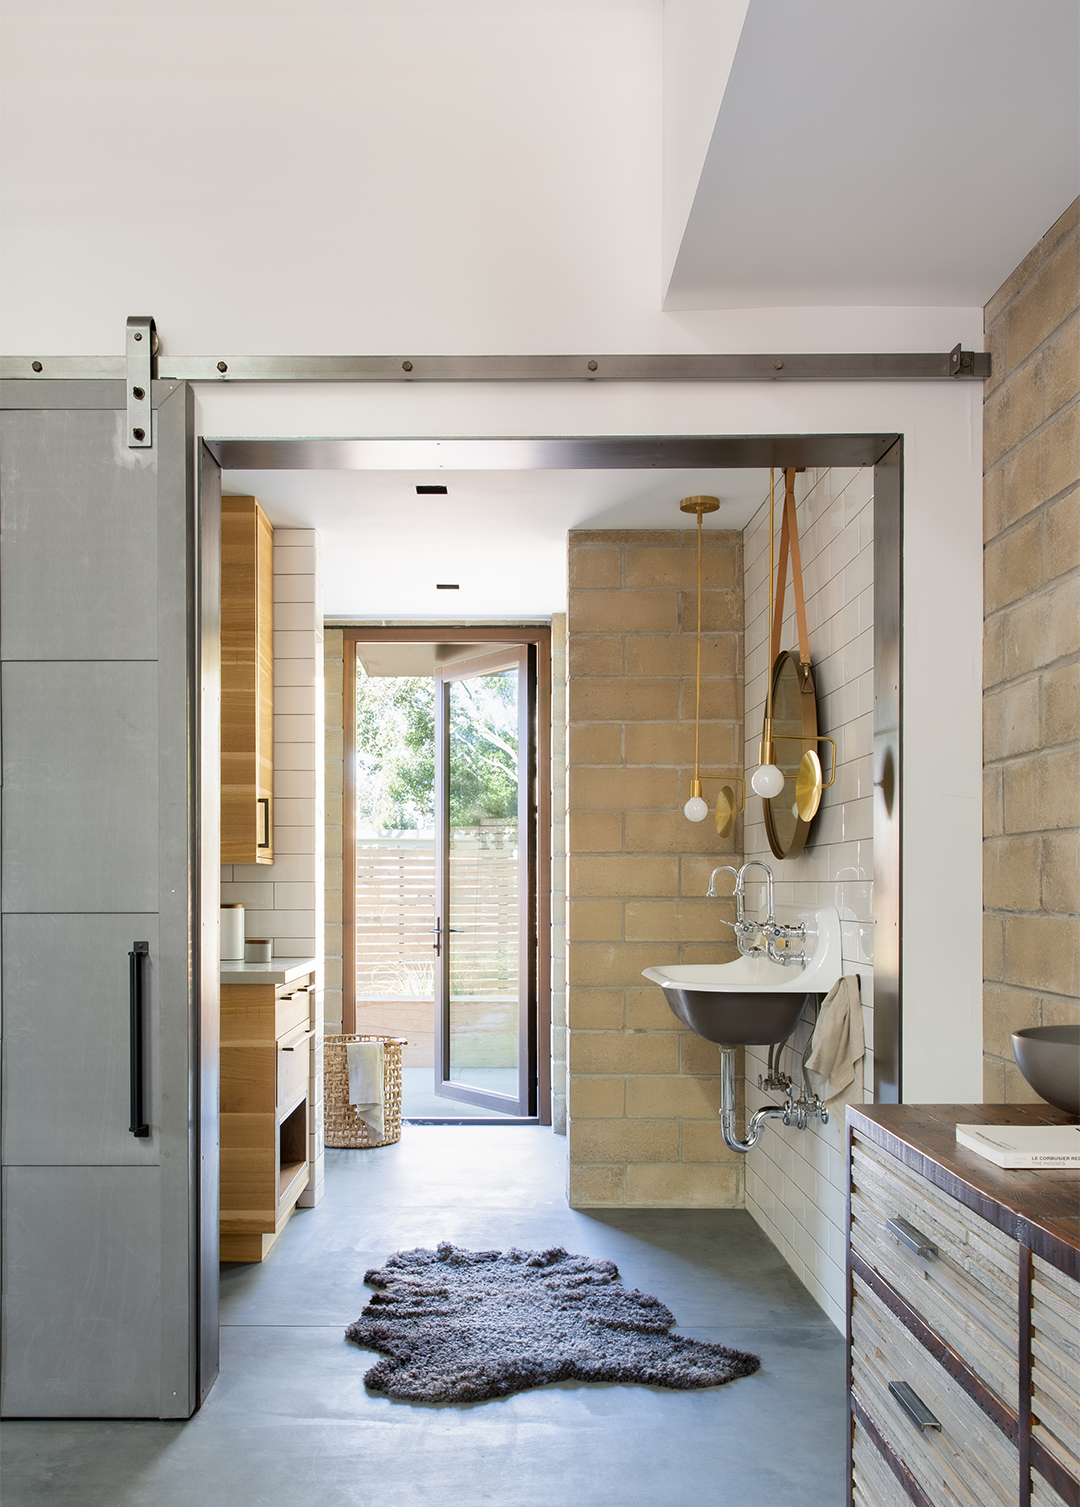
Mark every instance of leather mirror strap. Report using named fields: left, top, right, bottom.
left=771, top=490, right=791, bottom=667
left=784, top=467, right=812, bottom=665
left=770, top=467, right=812, bottom=667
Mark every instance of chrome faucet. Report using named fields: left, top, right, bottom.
left=706, top=859, right=809, bottom=963
left=736, top=860, right=774, bottom=925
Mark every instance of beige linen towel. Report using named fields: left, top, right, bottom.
left=806, top=975, right=864, bottom=1106
left=346, top=1040, right=385, bottom=1138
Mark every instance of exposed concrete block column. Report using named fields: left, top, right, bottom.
left=982, top=197, right=1080, bottom=1099
left=566, top=528, right=744, bottom=1207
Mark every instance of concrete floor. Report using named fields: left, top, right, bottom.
left=1, top=1127, right=847, bottom=1507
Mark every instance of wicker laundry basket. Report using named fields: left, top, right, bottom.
left=324, top=1033, right=407, bottom=1149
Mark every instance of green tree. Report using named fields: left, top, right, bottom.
left=355, top=670, right=519, bottom=831
left=447, top=673, right=518, bottom=826
left=356, top=675, right=435, bottom=830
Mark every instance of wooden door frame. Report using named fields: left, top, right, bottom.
left=341, top=625, right=552, bottom=1125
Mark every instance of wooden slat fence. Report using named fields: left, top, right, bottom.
left=355, top=827, right=519, bottom=1000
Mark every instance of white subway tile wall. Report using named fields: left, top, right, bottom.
left=741, top=467, right=875, bottom=1333
left=221, top=526, right=326, bottom=1209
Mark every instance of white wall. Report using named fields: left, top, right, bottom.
left=661, top=0, right=750, bottom=296
left=741, top=466, right=875, bottom=1332
left=1, top=0, right=981, bottom=357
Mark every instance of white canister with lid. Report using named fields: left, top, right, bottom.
left=221, top=904, right=245, bottom=961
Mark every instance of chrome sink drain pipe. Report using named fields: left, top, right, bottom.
left=718, top=1047, right=789, bottom=1154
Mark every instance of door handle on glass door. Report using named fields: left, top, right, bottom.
left=430, top=921, right=463, bottom=956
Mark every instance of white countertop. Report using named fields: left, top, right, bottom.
left=220, top=957, right=318, bottom=986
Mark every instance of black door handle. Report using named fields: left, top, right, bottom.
left=129, top=941, right=150, bottom=1137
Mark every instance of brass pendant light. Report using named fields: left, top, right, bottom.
left=680, top=494, right=744, bottom=834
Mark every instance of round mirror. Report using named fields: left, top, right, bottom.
left=762, top=651, right=820, bottom=860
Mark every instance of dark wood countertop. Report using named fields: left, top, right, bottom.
left=848, top=1103, right=1080, bottom=1277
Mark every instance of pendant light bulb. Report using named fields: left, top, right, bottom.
left=683, top=795, right=709, bottom=823
left=751, top=763, right=785, bottom=798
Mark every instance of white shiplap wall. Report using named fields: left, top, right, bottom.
left=740, top=467, right=875, bottom=1332
left=220, top=525, right=326, bottom=1208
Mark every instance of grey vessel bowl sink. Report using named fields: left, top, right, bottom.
left=1012, top=1025, right=1080, bottom=1116
left=642, top=905, right=843, bottom=1047
left=657, top=983, right=816, bottom=1046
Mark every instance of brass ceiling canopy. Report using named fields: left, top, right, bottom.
left=679, top=495, right=721, bottom=516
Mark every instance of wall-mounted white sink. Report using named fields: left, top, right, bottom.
left=642, top=905, right=843, bottom=1046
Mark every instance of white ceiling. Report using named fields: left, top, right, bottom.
left=223, top=467, right=772, bottom=620
left=665, top=0, right=1080, bottom=308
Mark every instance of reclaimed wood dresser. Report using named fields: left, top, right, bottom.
left=848, top=1105, right=1079, bottom=1507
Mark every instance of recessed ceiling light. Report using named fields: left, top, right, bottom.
left=436, top=583, right=459, bottom=590
left=416, top=484, right=448, bottom=495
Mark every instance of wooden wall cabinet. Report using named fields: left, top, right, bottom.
left=221, top=495, right=273, bottom=864
left=220, top=967, right=315, bottom=1262
left=848, top=1104, right=1079, bottom=1507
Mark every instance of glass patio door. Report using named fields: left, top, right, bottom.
left=433, top=647, right=533, bottom=1116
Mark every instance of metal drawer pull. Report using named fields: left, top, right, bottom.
left=257, top=797, right=271, bottom=849
left=889, top=1381, right=942, bottom=1432
left=886, top=1216, right=938, bottom=1258
left=281, top=1029, right=315, bottom=1051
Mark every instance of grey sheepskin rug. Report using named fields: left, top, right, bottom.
left=345, top=1242, right=761, bottom=1403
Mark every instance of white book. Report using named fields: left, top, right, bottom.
left=956, top=1123, right=1080, bottom=1169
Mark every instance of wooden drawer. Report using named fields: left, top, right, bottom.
left=851, top=1131, right=1019, bottom=1409
left=852, top=1269, right=1019, bottom=1507
left=275, top=983, right=312, bottom=1039
left=277, top=1025, right=310, bottom=1112
left=852, top=1416, right=913, bottom=1507
left=1031, top=1253, right=1080, bottom=1482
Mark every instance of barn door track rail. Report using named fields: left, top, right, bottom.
left=2, top=318, right=990, bottom=450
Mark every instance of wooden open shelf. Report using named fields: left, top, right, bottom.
left=220, top=973, right=314, bottom=1263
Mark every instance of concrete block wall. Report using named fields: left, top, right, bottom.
left=982, top=197, right=1080, bottom=1099
left=551, top=612, right=568, bottom=1133
left=741, top=467, right=875, bottom=1333
left=565, top=528, right=745, bottom=1207
left=221, top=524, right=326, bottom=1208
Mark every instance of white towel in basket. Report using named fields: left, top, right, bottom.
left=346, top=1040, right=386, bottom=1138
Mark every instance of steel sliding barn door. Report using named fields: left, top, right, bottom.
left=0, top=379, right=220, bottom=1417
left=433, top=646, right=534, bottom=1117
